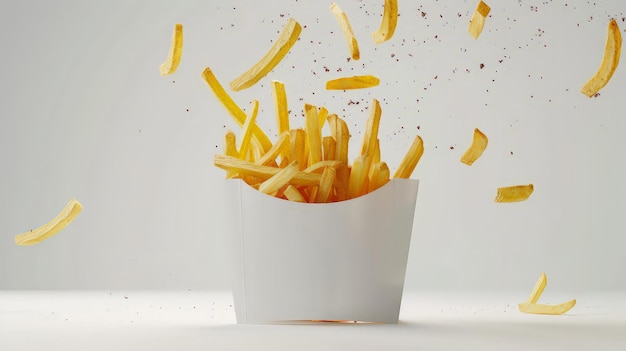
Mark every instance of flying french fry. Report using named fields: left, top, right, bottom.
left=495, top=184, right=534, bottom=202
left=214, top=154, right=321, bottom=186
left=329, top=2, right=360, bottom=60
left=468, top=1, right=490, bottom=39
left=15, top=199, right=82, bottom=246
left=202, top=67, right=272, bottom=153
left=326, top=75, right=380, bottom=90
left=372, top=0, right=398, bottom=44
left=518, top=300, right=577, bottom=315
left=159, top=24, right=183, bottom=76
left=229, top=18, right=302, bottom=91
left=393, top=135, right=424, bottom=179
left=259, top=161, right=300, bottom=195
left=460, top=128, right=488, bottom=166
left=581, top=19, right=622, bottom=97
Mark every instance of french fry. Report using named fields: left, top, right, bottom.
left=347, top=154, right=371, bottom=199
left=305, top=103, right=323, bottom=166
left=159, top=24, right=183, bottom=76
left=303, top=160, right=346, bottom=174
left=229, top=18, right=302, bottom=91
left=334, top=165, right=350, bottom=202
left=468, top=1, right=490, bottom=39
left=335, top=117, right=350, bottom=163
left=318, top=106, right=329, bottom=132
left=368, top=162, right=390, bottom=193
left=315, top=167, right=337, bottom=203
left=238, top=100, right=259, bottom=161
left=329, top=2, right=360, bottom=60
left=256, top=131, right=290, bottom=166
left=495, top=184, right=534, bottom=203
left=360, top=99, right=382, bottom=157
left=372, top=138, right=381, bottom=166
left=460, top=128, right=488, bottom=166
left=214, top=154, right=321, bottom=186
left=284, top=184, right=307, bottom=202
left=527, top=272, right=547, bottom=304
left=393, top=135, right=424, bottom=179
left=518, top=300, right=576, bottom=315
left=259, top=161, right=300, bottom=195
left=581, top=19, right=622, bottom=97
left=15, top=199, right=82, bottom=246
left=223, top=131, right=239, bottom=178
left=202, top=67, right=272, bottom=153
left=290, top=129, right=307, bottom=171
left=272, top=80, right=290, bottom=137
left=326, top=75, right=380, bottom=90
left=323, top=136, right=337, bottom=161
left=372, top=0, right=398, bottom=44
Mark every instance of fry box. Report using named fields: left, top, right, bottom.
left=223, top=178, right=419, bottom=324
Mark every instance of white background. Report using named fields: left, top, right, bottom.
left=1, top=0, right=625, bottom=292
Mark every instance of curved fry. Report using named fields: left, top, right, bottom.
left=330, top=2, right=360, bottom=60
left=229, top=18, right=302, bottom=91
left=468, top=1, right=490, bottom=39
left=527, top=272, right=547, bottom=304
left=326, top=75, right=380, bottom=90
left=495, top=184, right=533, bottom=203
left=15, top=199, right=82, bottom=246
left=581, top=19, right=622, bottom=97
left=159, top=24, right=183, bottom=76
left=460, top=128, right=488, bottom=166
left=372, top=0, right=398, bottom=44
left=518, top=300, right=576, bottom=315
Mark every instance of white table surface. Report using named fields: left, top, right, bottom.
left=1, top=290, right=625, bottom=350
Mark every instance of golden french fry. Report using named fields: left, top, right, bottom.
left=335, top=116, right=350, bottom=163
left=527, top=272, right=547, bottom=304
left=159, top=24, right=183, bottom=76
left=229, top=18, right=302, bottom=91
left=303, top=160, right=346, bottom=174
left=318, top=106, right=329, bottom=132
left=372, top=138, right=381, bottom=166
left=368, top=162, right=390, bottom=193
left=201, top=67, right=272, bottom=153
left=305, top=103, right=323, bottom=167
left=259, top=161, right=300, bottom=195
left=468, top=1, right=490, bottom=39
left=315, top=167, right=337, bottom=203
left=329, top=2, right=360, bottom=60
left=360, top=99, right=382, bottom=157
left=284, top=184, right=307, bottom=202
left=393, top=135, right=424, bottom=179
left=518, top=300, right=576, bottom=315
left=272, top=80, right=290, bottom=137
left=290, top=129, right=307, bottom=171
left=581, top=19, right=622, bottom=97
left=495, top=184, right=534, bottom=203
left=15, top=199, right=82, bottom=246
left=214, top=154, right=321, bottom=186
left=460, top=128, right=488, bottom=166
left=372, top=0, right=398, bottom=44
left=335, top=164, right=350, bottom=202
left=347, top=154, right=371, bottom=199
left=223, top=131, right=239, bottom=178
left=238, top=100, right=259, bottom=161
left=256, top=131, right=290, bottom=166
left=323, top=136, right=337, bottom=161
left=326, top=75, right=380, bottom=90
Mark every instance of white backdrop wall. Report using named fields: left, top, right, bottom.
left=1, top=0, right=625, bottom=292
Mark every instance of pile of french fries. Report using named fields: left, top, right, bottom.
left=209, top=86, right=424, bottom=203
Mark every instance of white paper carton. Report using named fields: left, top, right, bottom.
left=223, top=178, right=419, bottom=324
